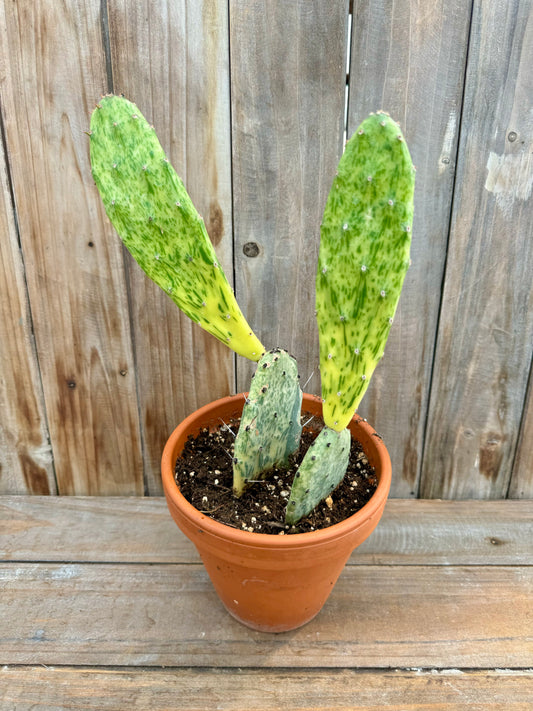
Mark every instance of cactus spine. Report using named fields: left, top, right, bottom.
left=233, top=349, right=302, bottom=496
left=89, top=95, right=264, bottom=362
left=316, top=112, right=415, bottom=431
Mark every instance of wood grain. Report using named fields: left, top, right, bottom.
left=421, top=0, right=533, bottom=498
left=0, top=0, right=532, bottom=500
left=1, top=561, right=531, bottom=668
left=230, top=0, right=348, bottom=393
left=0, top=101, right=55, bottom=494
left=0, top=0, right=144, bottom=494
left=106, top=0, right=235, bottom=494
left=348, top=0, right=473, bottom=497
left=1, top=497, right=531, bottom=566
left=510, top=370, right=533, bottom=497
left=1, top=497, right=530, bottom=707
left=1, top=667, right=532, bottom=710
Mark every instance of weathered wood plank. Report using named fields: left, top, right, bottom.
left=0, top=1, right=144, bottom=494
left=421, top=0, right=533, bottom=498
left=1, top=562, right=531, bottom=668
left=229, top=0, right=348, bottom=393
left=1, top=497, right=531, bottom=566
left=2, top=667, right=532, bottom=710
left=348, top=0, right=473, bottom=497
left=510, top=370, right=533, bottom=497
left=106, top=0, right=235, bottom=494
left=0, top=95, right=55, bottom=494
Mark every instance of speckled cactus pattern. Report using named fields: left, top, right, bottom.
left=285, top=425, right=350, bottom=525
left=89, top=95, right=264, bottom=362
left=233, top=349, right=302, bottom=496
left=316, top=112, right=415, bottom=431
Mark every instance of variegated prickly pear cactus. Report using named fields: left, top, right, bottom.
left=89, top=95, right=264, bottom=362
left=90, top=95, right=415, bottom=527
left=233, top=349, right=302, bottom=495
left=316, top=112, right=415, bottom=431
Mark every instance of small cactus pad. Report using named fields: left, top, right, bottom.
left=89, top=95, right=264, bottom=361
left=316, top=112, right=415, bottom=430
left=285, top=426, right=351, bottom=525
left=233, top=349, right=303, bottom=496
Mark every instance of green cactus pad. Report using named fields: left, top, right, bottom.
left=233, top=349, right=302, bottom=496
left=89, top=95, right=264, bottom=361
left=316, top=112, right=415, bottom=431
left=285, top=426, right=351, bottom=525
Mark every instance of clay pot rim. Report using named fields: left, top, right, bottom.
left=161, top=392, right=391, bottom=550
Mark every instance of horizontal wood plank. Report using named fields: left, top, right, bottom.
left=1, top=562, right=531, bottom=668
left=1, top=667, right=532, bottom=710
left=1, top=497, right=531, bottom=566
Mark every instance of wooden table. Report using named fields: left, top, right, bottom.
left=1, top=497, right=532, bottom=709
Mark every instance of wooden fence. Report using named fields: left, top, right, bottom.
left=1, top=0, right=532, bottom=499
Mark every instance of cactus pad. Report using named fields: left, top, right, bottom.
left=285, top=426, right=351, bottom=525
left=89, top=95, right=264, bottom=361
left=233, top=349, right=302, bottom=496
left=317, top=112, right=415, bottom=430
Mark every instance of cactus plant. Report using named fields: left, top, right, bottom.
left=89, top=96, right=414, bottom=527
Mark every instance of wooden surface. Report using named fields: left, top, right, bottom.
left=1, top=498, right=532, bottom=709
left=1, top=0, right=533, bottom=499
left=0, top=0, right=144, bottom=495
left=0, top=105, right=55, bottom=495
left=349, top=0, right=472, bottom=497
left=230, top=0, right=347, bottom=394
left=421, top=0, right=533, bottom=498
left=106, top=0, right=235, bottom=494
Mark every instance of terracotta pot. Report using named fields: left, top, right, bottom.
left=161, top=393, right=391, bottom=633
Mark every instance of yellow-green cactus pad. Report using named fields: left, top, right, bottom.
left=317, top=112, right=415, bottom=430
left=90, top=95, right=264, bottom=361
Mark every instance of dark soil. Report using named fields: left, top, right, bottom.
left=174, top=414, right=378, bottom=535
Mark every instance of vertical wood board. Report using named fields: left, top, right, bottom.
left=348, top=0, right=473, bottom=497
left=421, top=0, right=533, bottom=498
left=510, top=367, right=533, bottom=497
left=0, top=99, right=55, bottom=494
left=230, top=0, right=349, bottom=392
left=107, top=0, right=234, bottom=494
left=0, top=0, right=144, bottom=494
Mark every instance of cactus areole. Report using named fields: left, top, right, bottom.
left=89, top=95, right=264, bottom=362
left=317, top=112, right=415, bottom=431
